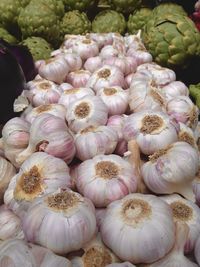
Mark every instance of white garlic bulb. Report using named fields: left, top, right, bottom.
left=22, top=188, right=97, bottom=254
left=88, top=33, right=113, bottom=49
left=66, top=95, right=108, bottom=133
left=71, top=38, right=99, bottom=60
left=100, top=45, right=119, bottom=59
left=76, top=154, right=138, bottom=207
left=142, top=142, right=199, bottom=200
left=178, top=122, right=197, bottom=148
left=160, top=194, right=200, bottom=253
left=66, top=70, right=91, bottom=88
left=126, top=49, right=153, bottom=65
left=123, top=110, right=179, bottom=155
left=75, top=125, right=118, bottom=161
left=62, top=52, right=82, bottom=72
left=194, top=233, right=200, bottom=265
left=97, top=86, right=129, bottom=116
left=4, top=152, right=72, bottom=218
left=100, top=193, right=175, bottom=264
left=84, top=56, right=103, bottom=73
left=161, top=81, right=189, bottom=100
left=107, top=263, right=136, bottom=267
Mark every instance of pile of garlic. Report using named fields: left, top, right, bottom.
left=0, top=31, right=200, bottom=267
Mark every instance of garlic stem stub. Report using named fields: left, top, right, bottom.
left=123, top=110, right=179, bottom=155
left=100, top=193, right=175, bottom=264
left=22, top=188, right=97, bottom=254
left=76, top=154, right=138, bottom=207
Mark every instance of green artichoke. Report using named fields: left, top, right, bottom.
left=189, top=83, right=200, bottom=108
left=0, top=28, right=18, bottom=44
left=92, top=10, right=126, bottom=34
left=127, top=8, right=152, bottom=34
left=18, top=1, right=62, bottom=48
left=142, top=12, right=200, bottom=69
left=63, top=0, right=95, bottom=11
left=21, top=36, right=52, bottom=61
left=108, top=0, right=142, bottom=14
left=152, top=3, right=187, bottom=16
left=61, top=11, right=91, bottom=35
left=31, top=0, right=65, bottom=18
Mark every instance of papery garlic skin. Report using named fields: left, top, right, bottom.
left=62, top=34, right=85, bottom=49
left=126, top=49, right=153, bottom=65
left=142, top=142, right=199, bottom=199
left=66, top=95, right=108, bottom=133
left=100, top=193, right=175, bottom=264
left=24, top=104, right=66, bottom=123
left=88, top=33, right=113, bottom=49
left=0, top=205, right=24, bottom=240
left=16, top=114, right=76, bottom=165
left=194, top=233, right=200, bottom=265
left=166, top=96, right=199, bottom=129
left=123, top=111, right=179, bottom=155
left=95, top=208, right=106, bottom=230
left=71, top=38, right=99, bottom=60
left=0, top=239, right=36, bottom=267
left=160, top=194, right=200, bottom=253
left=22, top=188, right=97, bottom=254
left=84, top=56, right=103, bottom=73
left=75, top=125, right=118, bottom=161
left=26, top=79, right=62, bottom=107
left=86, top=65, right=125, bottom=92
left=62, top=52, right=82, bottom=72
left=178, top=122, right=197, bottom=148
left=59, top=82, right=73, bottom=91
left=66, top=70, right=91, bottom=88
left=76, top=154, right=138, bottom=207
left=106, top=263, right=136, bottom=267
left=97, top=87, right=129, bottom=116
left=4, top=152, right=72, bottom=218
left=161, top=81, right=189, bottom=100
left=125, top=73, right=134, bottom=88
left=1, top=117, right=30, bottom=168
left=100, top=45, right=119, bottom=59
left=38, top=56, right=69, bottom=84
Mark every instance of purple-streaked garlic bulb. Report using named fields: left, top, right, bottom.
left=161, top=81, right=189, bottom=100
left=66, top=70, right=91, bottom=88
left=62, top=52, right=82, bottom=72
left=58, top=87, right=95, bottom=108
left=26, top=78, right=62, bottom=107
left=86, top=65, right=125, bottom=92
left=95, top=208, right=106, bottom=231
left=126, top=49, right=153, bottom=66
left=22, top=188, right=96, bottom=254
left=142, top=142, right=199, bottom=200
left=66, top=95, right=108, bottom=133
left=74, top=125, right=118, bottom=161
left=194, top=233, right=200, bottom=265
left=100, top=193, right=175, bottom=264
left=123, top=110, right=179, bottom=155
left=71, top=38, right=99, bottom=60
left=84, top=56, right=103, bottom=73
left=88, top=33, right=113, bottom=49
left=4, top=152, right=72, bottom=218
left=16, top=114, right=76, bottom=165
left=160, top=194, right=200, bottom=254
left=100, top=45, right=119, bottom=59
left=76, top=154, right=138, bottom=207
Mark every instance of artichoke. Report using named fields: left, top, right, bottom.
left=142, top=12, right=200, bottom=69
left=189, top=83, right=200, bottom=108
left=108, top=0, right=142, bottom=14
left=127, top=8, right=152, bottom=34
left=62, top=0, right=95, bottom=11
left=21, top=36, right=52, bottom=61
left=18, top=1, right=62, bottom=48
left=152, top=3, right=187, bottom=16
left=31, top=0, right=65, bottom=18
left=61, top=11, right=91, bottom=35
left=92, top=10, right=126, bottom=34
left=0, top=28, right=18, bottom=44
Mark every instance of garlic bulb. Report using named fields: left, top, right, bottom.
left=66, top=70, right=91, bottom=88
left=38, top=56, right=69, bottom=84
left=58, top=87, right=95, bottom=108
left=62, top=52, right=82, bottom=72
left=0, top=156, right=16, bottom=203
left=75, top=125, right=118, bottom=161
left=24, top=104, right=66, bottom=123
left=59, top=82, right=73, bottom=91
left=125, top=73, right=134, bottom=88
left=178, top=122, right=197, bottom=148
left=194, top=233, right=200, bottom=265
left=161, top=81, right=189, bottom=100
left=160, top=194, right=200, bottom=253
left=97, top=87, right=129, bottom=116
left=84, top=56, right=103, bottom=73
left=192, top=170, right=200, bottom=207
left=0, top=239, right=36, bottom=267
left=136, top=63, right=176, bottom=86
left=86, top=65, right=125, bottom=93
left=123, top=110, right=179, bottom=155
left=126, top=49, right=153, bottom=65
left=166, top=96, right=199, bottom=129
left=4, top=152, right=72, bottom=218
left=71, top=38, right=99, bottom=60
left=76, top=154, right=138, bottom=207
left=124, top=33, right=146, bottom=50
left=26, top=79, right=62, bottom=107
left=100, top=45, right=119, bottom=59
left=100, top=193, right=175, bottom=264
left=22, top=188, right=96, bottom=254
left=71, top=233, right=120, bottom=267
left=0, top=205, right=24, bottom=240
left=95, top=208, right=106, bottom=230
left=16, top=114, right=76, bottom=165
left=1, top=117, right=30, bottom=168
left=129, top=72, right=166, bottom=113
left=142, top=222, right=198, bottom=267
left=66, top=95, right=108, bottom=133
left=62, top=34, right=85, bottom=49
left=29, top=243, right=72, bottom=267
left=142, top=142, right=199, bottom=200
left=88, top=33, right=113, bottom=49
